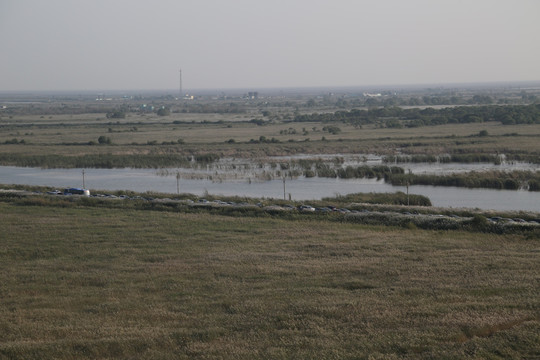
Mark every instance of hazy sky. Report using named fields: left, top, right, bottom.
left=1, top=0, right=539, bottom=91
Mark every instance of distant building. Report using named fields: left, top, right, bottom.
left=247, top=91, right=258, bottom=100
left=139, top=104, right=155, bottom=112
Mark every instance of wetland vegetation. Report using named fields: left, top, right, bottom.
left=1, top=84, right=540, bottom=358
left=1, top=86, right=540, bottom=173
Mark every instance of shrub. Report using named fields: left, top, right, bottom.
left=529, top=179, right=540, bottom=191
left=106, top=110, right=126, bottom=119
left=470, top=214, right=489, bottom=231
left=97, top=136, right=111, bottom=145
left=503, top=178, right=519, bottom=190
left=478, top=130, right=489, bottom=137
left=304, top=169, right=316, bottom=178
left=156, top=107, right=170, bottom=116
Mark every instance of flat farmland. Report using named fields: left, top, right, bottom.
left=1, top=202, right=539, bottom=359
left=2, top=110, right=540, bottom=161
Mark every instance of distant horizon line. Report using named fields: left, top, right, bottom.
left=1, top=80, right=540, bottom=95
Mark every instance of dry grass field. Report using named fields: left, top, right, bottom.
left=2, top=110, right=540, bottom=163
left=1, top=202, right=539, bottom=359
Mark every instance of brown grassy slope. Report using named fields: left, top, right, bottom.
left=0, top=203, right=539, bottom=359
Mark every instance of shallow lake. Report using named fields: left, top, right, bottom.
left=1, top=165, right=539, bottom=212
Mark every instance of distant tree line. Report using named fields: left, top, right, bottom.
left=292, top=104, right=540, bottom=127
left=306, top=92, right=537, bottom=109
left=1, top=104, right=129, bottom=116
left=176, top=103, right=246, bottom=114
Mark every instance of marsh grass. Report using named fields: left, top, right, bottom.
left=1, top=202, right=539, bottom=359
left=2, top=114, right=540, bottom=167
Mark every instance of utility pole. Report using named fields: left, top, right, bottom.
left=82, top=169, right=86, bottom=189
left=283, top=176, right=286, bottom=200
left=406, top=168, right=411, bottom=206
left=406, top=181, right=409, bottom=206
left=179, top=69, right=182, bottom=100
left=176, top=172, right=180, bottom=194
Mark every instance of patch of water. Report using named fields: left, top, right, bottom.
left=1, top=165, right=539, bottom=212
